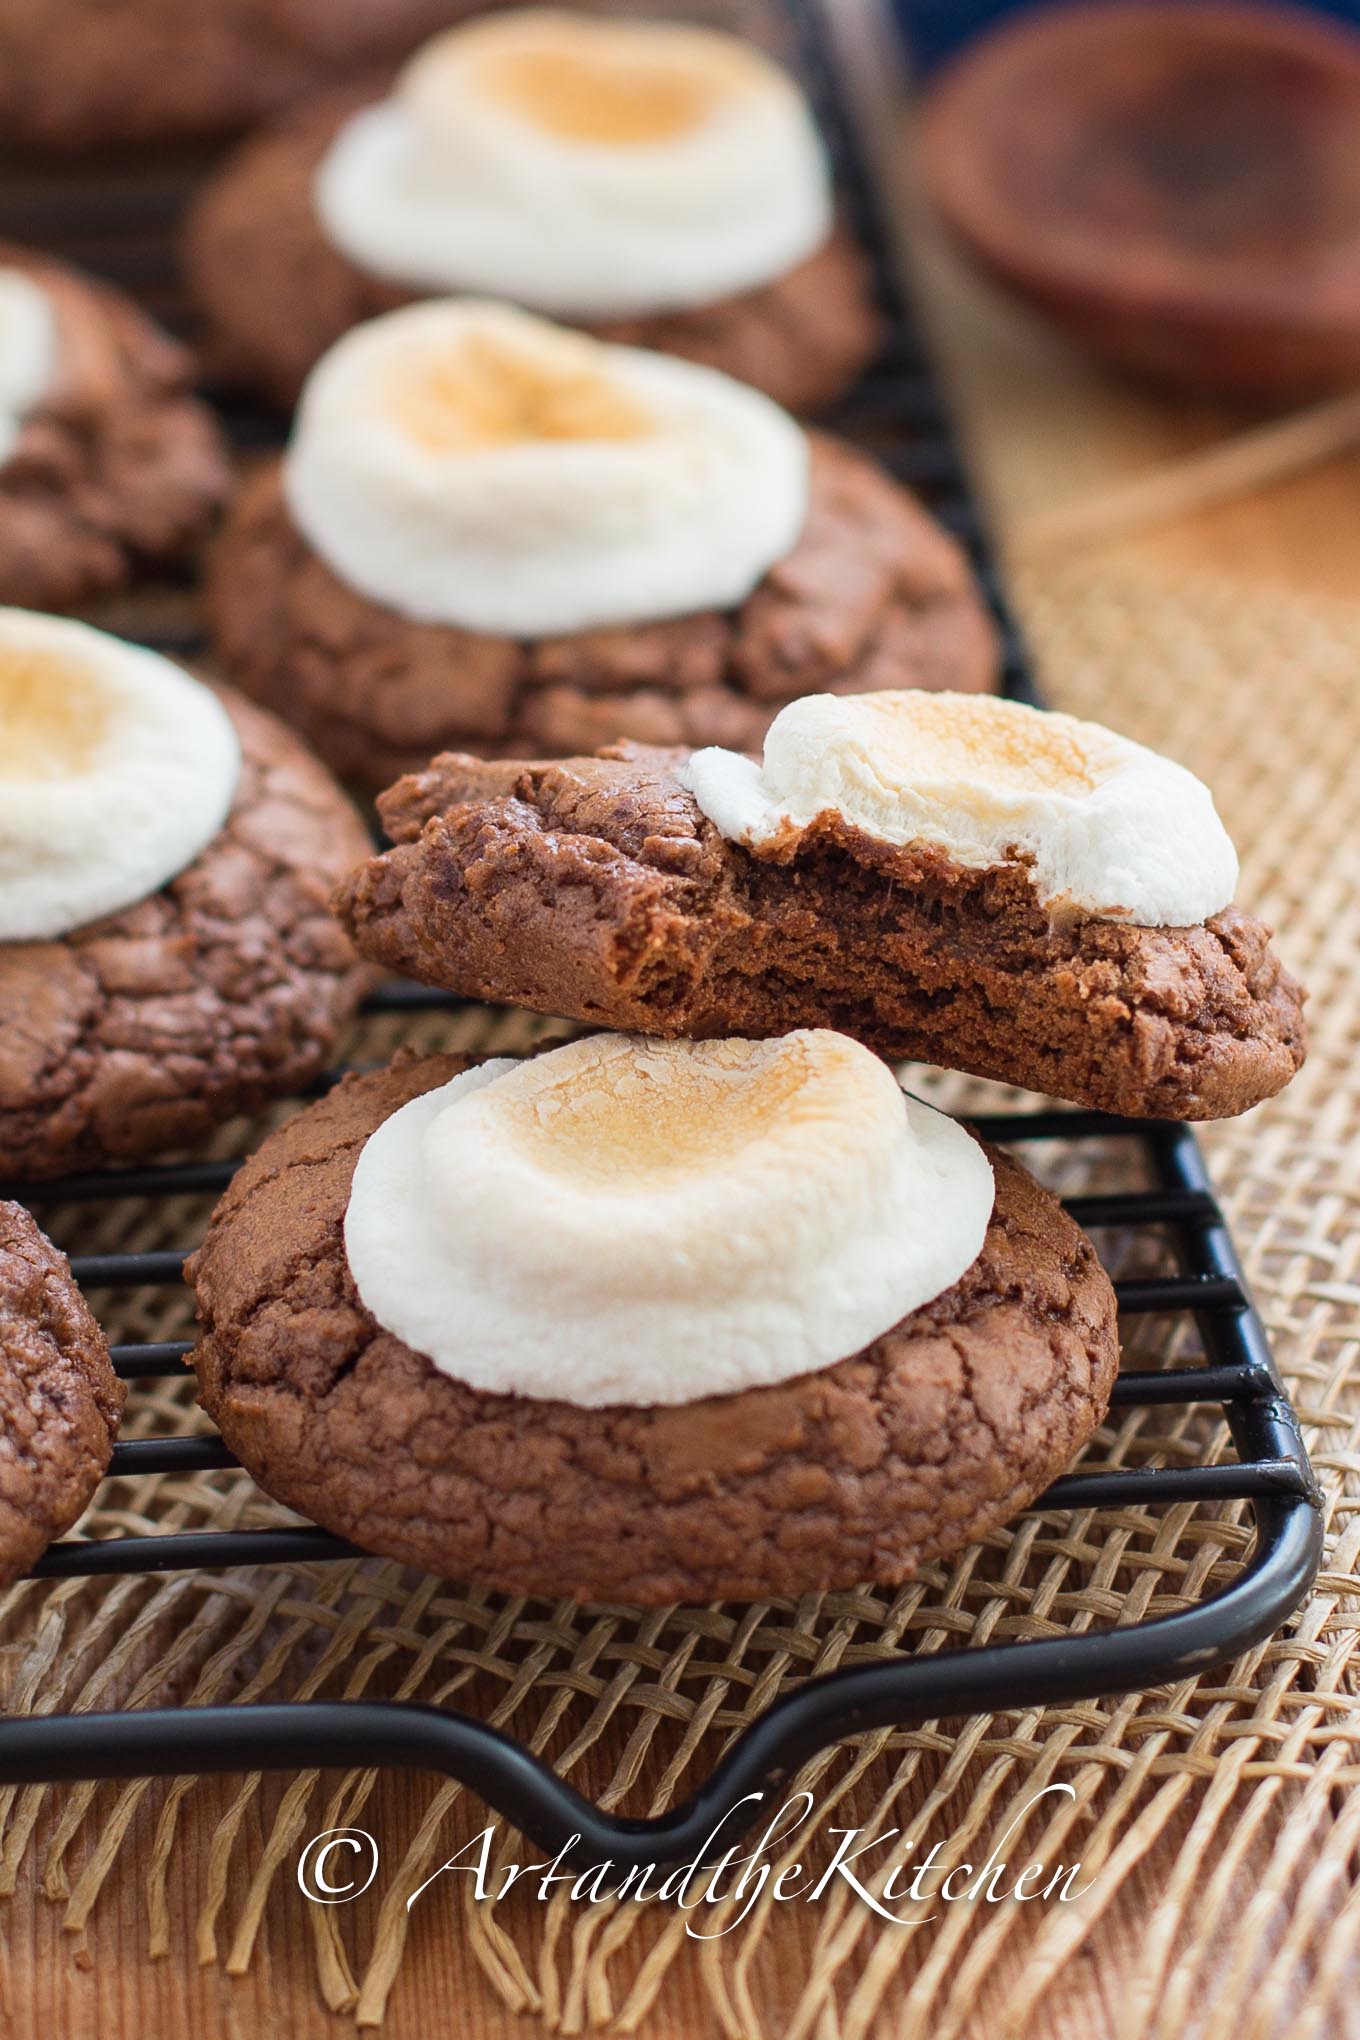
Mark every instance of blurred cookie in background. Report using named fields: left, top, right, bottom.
left=0, top=242, right=231, bottom=611
left=0, top=0, right=504, bottom=150
left=919, top=0, right=1360, bottom=399
left=184, top=8, right=882, bottom=412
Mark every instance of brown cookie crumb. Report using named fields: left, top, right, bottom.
left=334, top=742, right=1307, bottom=1121
left=0, top=1201, right=123, bottom=1588
left=0, top=241, right=231, bottom=612
left=182, top=90, right=882, bottom=413
left=187, top=1053, right=1119, bottom=1605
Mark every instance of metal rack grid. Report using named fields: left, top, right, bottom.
left=0, top=0, right=1323, bottom=1870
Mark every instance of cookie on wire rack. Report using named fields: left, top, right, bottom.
left=0, top=610, right=373, bottom=1181
left=204, top=299, right=996, bottom=791
left=183, top=10, right=882, bottom=412
left=187, top=1035, right=1120, bottom=1604
left=0, top=1201, right=123, bottom=1589
left=0, top=241, right=230, bottom=613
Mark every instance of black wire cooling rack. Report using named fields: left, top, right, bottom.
left=0, top=0, right=1322, bottom=1871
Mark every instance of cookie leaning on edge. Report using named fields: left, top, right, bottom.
left=332, top=706, right=1307, bottom=1121
left=187, top=1051, right=1119, bottom=1605
left=0, top=1202, right=123, bottom=1588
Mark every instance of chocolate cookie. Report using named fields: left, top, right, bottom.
left=205, top=435, right=997, bottom=791
left=182, top=92, right=882, bottom=413
left=0, top=242, right=231, bottom=612
left=0, top=2, right=498, bottom=149
left=187, top=1052, right=1119, bottom=1605
left=0, top=1202, right=123, bottom=1588
left=0, top=686, right=373, bottom=1182
left=334, top=744, right=1307, bottom=1121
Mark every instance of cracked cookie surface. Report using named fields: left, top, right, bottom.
left=183, top=92, right=882, bottom=412
left=206, top=435, right=997, bottom=791
left=0, top=241, right=231, bottom=611
left=334, top=743, right=1307, bottom=1120
left=0, top=1201, right=123, bottom=1588
left=0, top=685, right=373, bottom=1181
left=187, top=1052, right=1119, bottom=1605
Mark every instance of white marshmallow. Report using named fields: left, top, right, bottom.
left=343, top=1031, right=995, bottom=1408
left=679, top=691, right=1239, bottom=926
left=0, top=610, right=241, bottom=941
left=314, top=9, right=833, bottom=317
left=0, top=268, right=58, bottom=469
left=284, top=298, right=809, bottom=637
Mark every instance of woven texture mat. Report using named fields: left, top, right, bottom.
left=0, top=550, right=1355, bottom=2038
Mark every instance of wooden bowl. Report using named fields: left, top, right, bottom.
left=919, top=2, right=1360, bottom=399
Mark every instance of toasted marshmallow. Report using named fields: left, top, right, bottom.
left=0, top=610, right=240, bottom=941
left=0, top=268, right=58, bottom=468
left=314, top=9, right=833, bottom=317
left=680, top=691, right=1239, bottom=926
left=343, top=1031, right=994, bottom=1407
left=284, top=298, right=808, bottom=636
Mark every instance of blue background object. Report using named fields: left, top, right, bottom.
left=897, top=0, right=1360, bottom=72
